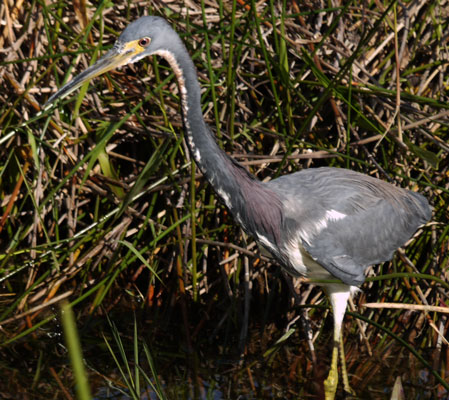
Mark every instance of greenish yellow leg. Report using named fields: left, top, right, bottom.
left=339, top=332, right=355, bottom=395
left=323, top=286, right=354, bottom=399
left=324, top=342, right=339, bottom=400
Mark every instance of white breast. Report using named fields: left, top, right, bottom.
left=284, top=238, right=334, bottom=280
left=283, top=230, right=361, bottom=301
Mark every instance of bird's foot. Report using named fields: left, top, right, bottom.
left=343, top=383, right=356, bottom=397
left=324, top=343, right=340, bottom=400
left=323, top=367, right=338, bottom=400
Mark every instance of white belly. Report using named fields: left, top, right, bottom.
left=284, top=239, right=334, bottom=280
left=283, top=239, right=360, bottom=296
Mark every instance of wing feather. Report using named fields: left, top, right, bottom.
left=266, top=167, right=431, bottom=285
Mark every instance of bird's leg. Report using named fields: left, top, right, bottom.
left=324, top=335, right=339, bottom=400
left=339, top=329, right=356, bottom=395
left=323, top=287, right=352, bottom=400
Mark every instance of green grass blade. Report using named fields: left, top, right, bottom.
left=61, top=301, right=92, bottom=400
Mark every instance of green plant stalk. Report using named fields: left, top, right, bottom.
left=133, top=314, right=140, bottom=397
left=103, top=316, right=138, bottom=399
left=139, top=344, right=167, bottom=399
left=346, top=66, right=353, bottom=169
left=225, top=0, right=237, bottom=142
left=97, top=149, right=125, bottom=198
left=190, top=161, right=198, bottom=301
left=61, top=301, right=92, bottom=400
left=251, top=0, right=287, bottom=140
left=201, top=0, right=222, bottom=139
left=270, top=0, right=293, bottom=134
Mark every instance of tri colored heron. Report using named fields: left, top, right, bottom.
left=45, top=16, right=431, bottom=398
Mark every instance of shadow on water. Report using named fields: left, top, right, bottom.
left=0, top=297, right=443, bottom=400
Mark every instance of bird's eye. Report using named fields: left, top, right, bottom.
left=139, top=37, right=151, bottom=47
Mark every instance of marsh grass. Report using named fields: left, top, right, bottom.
left=1, top=0, right=448, bottom=398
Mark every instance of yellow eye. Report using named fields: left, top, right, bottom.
left=139, top=37, right=151, bottom=47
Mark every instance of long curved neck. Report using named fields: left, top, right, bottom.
left=155, top=46, right=283, bottom=245
left=156, top=49, right=246, bottom=198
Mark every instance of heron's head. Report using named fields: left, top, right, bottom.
left=45, top=16, right=176, bottom=108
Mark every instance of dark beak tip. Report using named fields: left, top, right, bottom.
left=43, top=94, right=59, bottom=110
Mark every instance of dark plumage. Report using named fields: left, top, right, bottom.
left=266, top=167, right=430, bottom=285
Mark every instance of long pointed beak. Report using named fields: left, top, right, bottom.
left=44, top=40, right=143, bottom=109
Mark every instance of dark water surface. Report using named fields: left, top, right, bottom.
left=0, top=301, right=443, bottom=400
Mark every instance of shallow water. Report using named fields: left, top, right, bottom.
left=1, top=306, right=443, bottom=400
